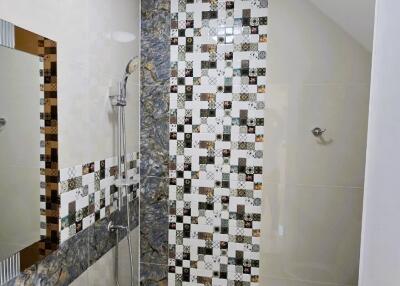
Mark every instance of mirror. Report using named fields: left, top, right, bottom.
left=0, top=40, right=41, bottom=260
left=0, top=19, right=58, bottom=273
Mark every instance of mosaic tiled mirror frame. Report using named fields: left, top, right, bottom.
left=0, top=19, right=59, bottom=270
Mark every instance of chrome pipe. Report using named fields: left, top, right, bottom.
left=109, top=58, right=138, bottom=286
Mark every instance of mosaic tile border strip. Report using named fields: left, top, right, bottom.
left=169, top=0, right=267, bottom=285
left=37, top=37, right=59, bottom=257
left=59, top=152, right=140, bottom=243
left=38, top=56, right=46, bottom=240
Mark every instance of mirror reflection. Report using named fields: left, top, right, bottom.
left=0, top=44, right=42, bottom=262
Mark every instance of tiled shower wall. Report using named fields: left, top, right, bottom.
left=169, top=0, right=267, bottom=285
left=140, top=0, right=171, bottom=284
left=59, top=152, right=139, bottom=243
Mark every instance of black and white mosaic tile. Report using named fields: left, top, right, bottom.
left=59, top=152, right=139, bottom=242
left=169, top=0, right=267, bottom=285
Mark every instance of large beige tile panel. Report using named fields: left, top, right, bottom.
left=268, top=0, right=371, bottom=86
left=263, top=84, right=290, bottom=184
left=264, top=82, right=370, bottom=187
left=260, top=276, right=351, bottom=286
left=265, top=0, right=372, bottom=184
left=288, top=84, right=370, bottom=187
left=261, top=183, right=363, bottom=285
left=87, top=247, right=115, bottom=286
left=117, top=230, right=139, bottom=286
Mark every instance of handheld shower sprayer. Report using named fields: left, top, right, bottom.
left=121, top=57, right=139, bottom=97
left=110, top=56, right=139, bottom=107
left=124, top=57, right=140, bottom=80
left=109, top=57, right=139, bottom=286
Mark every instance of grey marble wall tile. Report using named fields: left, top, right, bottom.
left=141, top=0, right=170, bottom=12
left=140, top=139, right=169, bottom=178
left=129, top=198, right=140, bottom=230
left=141, top=36, right=170, bottom=86
left=88, top=215, right=117, bottom=266
left=141, top=0, right=170, bottom=86
left=141, top=83, right=169, bottom=118
left=140, top=177, right=169, bottom=265
left=140, top=263, right=168, bottom=286
left=140, top=0, right=171, bottom=283
left=141, top=0, right=170, bottom=47
left=141, top=10, right=170, bottom=41
left=140, top=83, right=169, bottom=178
left=6, top=227, right=90, bottom=286
left=140, top=118, right=169, bottom=178
left=88, top=202, right=135, bottom=265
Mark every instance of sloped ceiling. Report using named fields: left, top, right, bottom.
left=308, top=0, right=376, bottom=51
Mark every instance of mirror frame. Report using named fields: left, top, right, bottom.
left=0, top=19, right=58, bottom=270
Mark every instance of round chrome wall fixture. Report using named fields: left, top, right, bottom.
left=0, top=118, right=6, bottom=128
left=311, top=127, right=326, bottom=137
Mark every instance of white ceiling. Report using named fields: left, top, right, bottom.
left=308, top=0, right=376, bottom=51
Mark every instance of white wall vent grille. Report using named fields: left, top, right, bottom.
left=0, top=19, right=15, bottom=49
left=0, top=253, right=20, bottom=285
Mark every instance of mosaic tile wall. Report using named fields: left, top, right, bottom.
left=169, top=0, right=267, bottom=285
left=59, top=152, right=139, bottom=243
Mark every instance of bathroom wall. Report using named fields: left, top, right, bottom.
left=261, top=0, right=371, bottom=285
left=359, top=0, right=400, bottom=285
left=0, top=0, right=141, bottom=285
left=0, top=46, right=41, bottom=260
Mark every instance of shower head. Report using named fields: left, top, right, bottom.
left=118, top=57, right=139, bottom=103
left=111, top=57, right=140, bottom=106
left=125, top=57, right=139, bottom=76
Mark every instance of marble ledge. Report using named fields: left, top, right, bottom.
left=6, top=199, right=139, bottom=286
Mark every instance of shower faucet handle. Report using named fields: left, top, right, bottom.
left=311, top=127, right=326, bottom=137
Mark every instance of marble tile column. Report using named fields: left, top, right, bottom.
left=140, top=0, right=170, bottom=284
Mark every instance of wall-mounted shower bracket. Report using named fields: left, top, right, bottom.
left=110, top=95, right=127, bottom=107
left=107, top=221, right=128, bottom=232
left=114, top=178, right=136, bottom=188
